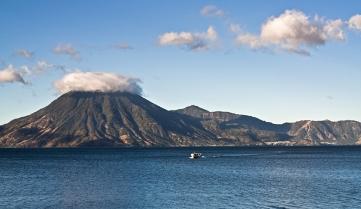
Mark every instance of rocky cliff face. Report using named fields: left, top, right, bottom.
left=0, top=91, right=360, bottom=147
left=288, top=120, right=361, bottom=145
left=175, top=105, right=361, bottom=146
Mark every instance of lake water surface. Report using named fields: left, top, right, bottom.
left=0, top=146, right=360, bottom=209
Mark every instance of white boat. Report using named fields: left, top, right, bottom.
left=189, top=152, right=202, bottom=159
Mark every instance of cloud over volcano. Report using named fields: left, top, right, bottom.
left=54, top=71, right=142, bottom=95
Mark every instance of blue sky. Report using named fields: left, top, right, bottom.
left=0, top=0, right=360, bottom=124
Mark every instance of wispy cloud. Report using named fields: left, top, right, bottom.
left=16, top=49, right=34, bottom=58
left=31, top=60, right=66, bottom=73
left=54, top=71, right=142, bottom=95
left=113, top=43, right=134, bottom=50
left=326, top=96, right=334, bottom=100
left=234, top=10, right=346, bottom=56
left=30, top=60, right=53, bottom=73
left=0, top=65, right=28, bottom=85
left=158, top=26, right=218, bottom=51
left=200, top=5, right=225, bottom=17
left=53, top=43, right=81, bottom=60
left=229, top=23, right=242, bottom=33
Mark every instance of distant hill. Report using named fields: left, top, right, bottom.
left=174, top=105, right=361, bottom=146
left=0, top=91, right=360, bottom=147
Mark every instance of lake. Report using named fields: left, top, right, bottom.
left=0, top=146, right=360, bottom=209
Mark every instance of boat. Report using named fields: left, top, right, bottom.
left=189, top=152, right=202, bottom=159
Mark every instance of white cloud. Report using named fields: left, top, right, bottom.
left=236, top=33, right=266, bottom=49
left=348, top=14, right=361, bottom=30
left=323, top=19, right=345, bottom=40
left=235, top=10, right=345, bottom=55
left=53, top=43, right=80, bottom=60
left=200, top=5, right=224, bottom=17
left=54, top=71, right=142, bottom=95
left=0, top=65, right=27, bottom=84
left=16, top=49, right=34, bottom=58
left=0, top=61, right=68, bottom=86
left=158, top=26, right=218, bottom=51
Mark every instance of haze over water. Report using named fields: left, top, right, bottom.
left=0, top=146, right=360, bottom=209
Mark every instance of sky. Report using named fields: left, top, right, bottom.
left=0, top=0, right=361, bottom=124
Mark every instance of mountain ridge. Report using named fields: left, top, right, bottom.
left=1, top=91, right=360, bottom=147
left=176, top=105, right=359, bottom=124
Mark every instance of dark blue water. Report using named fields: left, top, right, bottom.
left=0, top=147, right=361, bottom=209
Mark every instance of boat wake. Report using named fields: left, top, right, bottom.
left=209, top=153, right=260, bottom=158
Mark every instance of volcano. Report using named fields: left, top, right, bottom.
left=0, top=92, right=216, bottom=147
